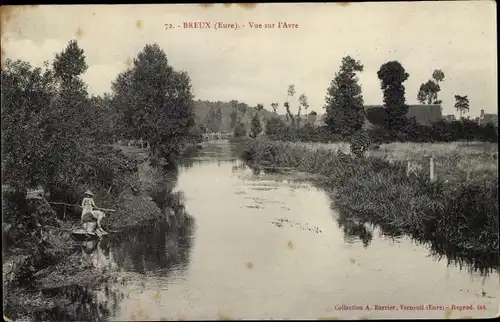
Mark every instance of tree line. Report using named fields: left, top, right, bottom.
left=257, top=56, right=496, bottom=146
left=1, top=40, right=198, bottom=197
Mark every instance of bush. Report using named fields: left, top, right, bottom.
left=349, top=130, right=371, bottom=157
left=369, top=119, right=498, bottom=144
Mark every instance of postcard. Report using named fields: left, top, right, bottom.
left=1, top=2, right=498, bottom=320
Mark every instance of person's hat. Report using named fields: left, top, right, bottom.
left=84, top=190, right=95, bottom=196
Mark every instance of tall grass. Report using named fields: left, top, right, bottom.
left=281, top=140, right=498, bottom=184
left=238, top=138, right=499, bottom=258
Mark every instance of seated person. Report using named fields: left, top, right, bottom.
left=81, top=190, right=106, bottom=236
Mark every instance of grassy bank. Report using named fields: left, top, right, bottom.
left=2, top=144, right=190, bottom=321
left=237, top=138, right=499, bottom=261
left=286, top=140, right=498, bottom=184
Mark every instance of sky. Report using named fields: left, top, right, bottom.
left=1, top=2, right=497, bottom=117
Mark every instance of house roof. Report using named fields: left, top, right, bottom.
left=480, top=114, right=498, bottom=125
left=364, top=104, right=442, bottom=126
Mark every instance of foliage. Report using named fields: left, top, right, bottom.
left=377, top=61, right=410, bottom=132
left=417, top=80, right=440, bottom=104
left=1, top=41, right=95, bottom=192
left=110, top=43, right=196, bottom=158
left=194, top=99, right=278, bottom=134
left=229, top=109, right=238, bottom=130
left=249, top=113, right=263, bottom=138
left=89, top=93, right=122, bottom=144
left=233, top=121, right=247, bottom=138
left=349, top=130, right=371, bottom=157
left=432, top=69, right=445, bottom=83
left=204, top=106, right=223, bottom=132
left=265, top=117, right=287, bottom=137
left=1, top=60, right=56, bottom=189
left=369, top=119, right=497, bottom=144
left=284, top=85, right=296, bottom=127
left=324, top=56, right=365, bottom=136
left=417, top=69, right=445, bottom=104
left=454, top=95, right=470, bottom=119
left=52, top=40, right=88, bottom=83
left=297, top=94, right=309, bottom=126
left=271, top=102, right=279, bottom=113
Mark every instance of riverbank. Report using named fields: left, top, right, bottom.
left=236, top=138, right=498, bottom=262
left=2, top=144, right=191, bottom=321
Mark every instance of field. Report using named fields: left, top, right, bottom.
left=287, top=141, right=498, bottom=183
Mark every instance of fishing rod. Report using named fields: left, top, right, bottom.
left=48, top=202, right=117, bottom=212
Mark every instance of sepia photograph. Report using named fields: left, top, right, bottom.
left=1, top=2, right=498, bottom=320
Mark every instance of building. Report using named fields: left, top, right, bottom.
left=306, top=112, right=318, bottom=126
left=442, top=114, right=456, bottom=122
left=477, top=109, right=498, bottom=127
left=306, top=104, right=445, bottom=129
left=364, top=104, right=442, bottom=128
left=314, top=114, right=327, bottom=127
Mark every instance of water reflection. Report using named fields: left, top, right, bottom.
left=334, top=205, right=498, bottom=276
left=425, top=239, right=499, bottom=277
left=111, top=162, right=196, bottom=275
left=33, top=241, right=124, bottom=321
left=36, top=283, right=122, bottom=322
left=336, top=207, right=373, bottom=247
left=231, top=161, right=247, bottom=173
left=108, top=222, right=195, bottom=275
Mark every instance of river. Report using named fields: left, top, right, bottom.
left=81, top=140, right=499, bottom=320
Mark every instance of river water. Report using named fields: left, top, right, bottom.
left=84, top=141, right=499, bottom=320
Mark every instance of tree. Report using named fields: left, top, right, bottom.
left=229, top=109, right=239, bottom=130
left=90, top=93, right=119, bottom=144
left=350, top=130, right=371, bottom=158
left=233, top=121, right=246, bottom=138
left=236, top=102, right=249, bottom=115
left=454, top=95, right=470, bottom=119
left=432, top=69, right=445, bottom=84
left=204, top=106, right=222, bottom=133
left=324, top=56, right=365, bottom=136
left=265, top=117, right=287, bottom=137
left=111, top=43, right=195, bottom=158
left=1, top=59, right=58, bottom=189
left=307, top=111, right=317, bottom=126
left=47, top=40, right=96, bottom=189
left=417, top=80, right=440, bottom=104
left=249, top=113, right=262, bottom=138
left=417, top=69, right=445, bottom=104
left=431, top=69, right=445, bottom=104
left=111, top=69, right=134, bottom=140
left=297, top=94, right=309, bottom=127
left=53, top=40, right=88, bottom=83
left=284, top=85, right=296, bottom=126
left=377, top=61, right=410, bottom=131
left=229, top=100, right=238, bottom=109
left=1, top=40, right=96, bottom=192
left=271, top=102, right=279, bottom=113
